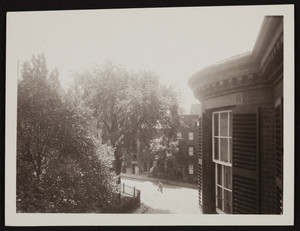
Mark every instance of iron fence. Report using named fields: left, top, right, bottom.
left=121, top=183, right=140, bottom=198
left=109, top=175, right=141, bottom=212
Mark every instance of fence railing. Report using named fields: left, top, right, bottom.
left=109, top=175, right=141, bottom=213
left=122, top=183, right=140, bottom=198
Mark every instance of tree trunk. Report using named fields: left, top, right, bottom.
left=114, top=150, right=122, bottom=175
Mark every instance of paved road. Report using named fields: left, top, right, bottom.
left=121, top=178, right=201, bottom=214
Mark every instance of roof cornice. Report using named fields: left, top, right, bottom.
left=188, top=16, right=283, bottom=101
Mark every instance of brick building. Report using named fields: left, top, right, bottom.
left=174, top=113, right=200, bottom=183
left=123, top=105, right=202, bottom=180
left=188, top=16, right=283, bottom=214
left=123, top=140, right=153, bottom=175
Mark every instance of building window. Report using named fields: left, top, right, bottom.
left=212, top=111, right=232, bottom=214
left=177, top=132, right=182, bottom=139
left=189, top=132, right=193, bottom=140
left=213, top=111, right=232, bottom=164
left=189, top=165, right=194, bottom=174
left=215, top=164, right=232, bottom=213
left=144, top=162, right=148, bottom=172
left=189, top=147, right=194, bottom=156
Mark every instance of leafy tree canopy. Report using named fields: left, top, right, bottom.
left=70, top=63, right=184, bottom=174
left=17, top=54, right=117, bottom=213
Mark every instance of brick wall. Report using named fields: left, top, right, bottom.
left=243, top=87, right=273, bottom=105
left=176, top=115, right=199, bottom=182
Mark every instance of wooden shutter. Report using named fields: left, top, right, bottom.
left=232, top=107, right=259, bottom=214
left=198, top=116, right=203, bottom=207
left=275, top=98, right=283, bottom=214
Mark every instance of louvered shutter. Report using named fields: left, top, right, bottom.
left=275, top=98, right=283, bottom=214
left=232, top=107, right=259, bottom=214
left=198, top=116, right=203, bottom=207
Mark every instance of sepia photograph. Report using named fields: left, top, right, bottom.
left=5, top=4, right=294, bottom=226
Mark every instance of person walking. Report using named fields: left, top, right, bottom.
left=157, top=181, right=163, bottom=193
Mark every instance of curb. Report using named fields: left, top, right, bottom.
left=134, top=203, right=148, bottom=214
left=140, top=205, right=148, bottom=214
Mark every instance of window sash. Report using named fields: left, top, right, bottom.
left=212, top=111, right=232, bottom=165
left=189, top=147, right=194, bottom=156
left=215, top=164, right=232, bottom=213
left=213, top=110, right=232, bottom=214
left=189, top=165, right=194, bottom=174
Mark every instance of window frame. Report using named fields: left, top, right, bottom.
left=189, top=132, right=194, bottom=140
left=189, top=146, right=194, bottom=156
left=212, top=110, right=232, bottom=166
left=215, top=164, right=232, bottom=213
left=212, top=110, right=232, bottom=214
left=188, top=164, right=194, bottom=174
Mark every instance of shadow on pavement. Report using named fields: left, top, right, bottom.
left=145, top=206, right=172, bottom=214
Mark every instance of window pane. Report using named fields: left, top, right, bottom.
left=214, top=114, right=218, bottom=136
left=189, top=165, right=194, bottom=174
left=217, top=186, right=223, bottom=210
left=229, top=138, right=232, bottom=163
left=217, top=164, right=222, bottom=185
left=224, top=166, right=232, bottom=190
left=220, top=113, right=228, bottom=136
left=214, top=138, right=219, bottom=160
left=224, top=190, right=232, bottom=213
left=220, top=138, right=228, bottom=162
left=229, top=112, right=232, bottom=137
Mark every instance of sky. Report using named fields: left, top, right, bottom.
left=7, top=6, right=273, bottom=113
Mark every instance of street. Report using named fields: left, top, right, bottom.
left=121, top=178, right=202, bottom=214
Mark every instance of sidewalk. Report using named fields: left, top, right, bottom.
left=121, top=173, right=198, bottom=189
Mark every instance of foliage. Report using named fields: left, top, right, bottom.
left=71, top=63, right=184, bottom=174
left=17, top=54, right=117, bottom=213
left=149, top=135, right=179, bottom=179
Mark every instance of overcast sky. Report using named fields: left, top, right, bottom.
left=7, top=6, right=280, bottom=113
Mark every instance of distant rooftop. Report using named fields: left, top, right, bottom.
left=189, top=104, right=202, bottom=115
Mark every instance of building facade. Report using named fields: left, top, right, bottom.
left=123, top=141, right=153, bottom=175
left=174, top=114, right=200, bottom=183
left=188, top=16, right=283, bottom=214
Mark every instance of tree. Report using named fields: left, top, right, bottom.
left=149, top=135, right=179, bottom=180
left=72, top=63, right=184, bottom=175
left=70, top=63, right=130, bottom=174
left=17, top=54, right=116, bottom=213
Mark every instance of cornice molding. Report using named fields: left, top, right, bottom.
left=189, top=17, right=283, bottom=102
